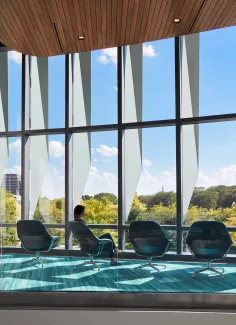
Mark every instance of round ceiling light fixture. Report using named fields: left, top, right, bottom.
left=78, top=36, right=85, bottom=40
left=174, top=18, right=181, bottom=23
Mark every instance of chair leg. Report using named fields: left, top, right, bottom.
left=20, top=253, right=44, bottom=268
left=74, top=257, right=107, bottom=271
left=192, top=261, right=224, bottom=279
left=132, top=258, right=164, bottom=273
left=132, top=263, right=150, bottom=272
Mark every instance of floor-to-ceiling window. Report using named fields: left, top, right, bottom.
left=1, top=26, right=236, bottom=293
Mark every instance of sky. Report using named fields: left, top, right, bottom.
left=4, top=26, right=236, bottom=202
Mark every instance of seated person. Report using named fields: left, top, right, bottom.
left=74, top=205, right=121, bottom=266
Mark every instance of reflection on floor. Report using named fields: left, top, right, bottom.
left=0, top=254, right=236, bottom=293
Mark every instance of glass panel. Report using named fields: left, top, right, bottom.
left=200, top=27, right=236, bottom=116
left=0, top=137, right=21, bottom=225
left=47, top=228, right=65, bottom=249
left=0, top=227, right=19, bottom=247
left=123, top=39, right=175, bottom=123
left=8, top=51, right=22, bottom=131
left=229, top=232, right=236, bottom=254
left=182, top=26, right=236, bottom=118
left=182, top=231, right=189, bottom=253
left=143, top=39, right=175, bottom=121
left=72, top=49, right=117, bottom=127
left=183, top=122, right=236, bottom=225
left=92, top=49, right=117, bottom=125
left=72, top=130, right=119, bottom=291
left=29, top=55, right=65, bottom=130
left=29, top=134, right=65, bottom=223
left=72, top=131, right=118, bottom=228
left=125, top=127, right=176, bottom=225
left=48, top=55, right=65, bottom=128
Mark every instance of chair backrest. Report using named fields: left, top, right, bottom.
left=69, top=221, right=99, bottom=254
left=17, top=220, right=52, bottom=252
left=186, top=221, right=233, bottom=259
left=129, top=220, right=169, bottom=257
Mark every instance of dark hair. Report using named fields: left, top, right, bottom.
left=74, top=205, right=85, bottom=217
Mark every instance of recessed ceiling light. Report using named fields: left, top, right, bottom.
left=78, top=36, right=84, bottom=40
left=174, top=18, right=181, bottom=23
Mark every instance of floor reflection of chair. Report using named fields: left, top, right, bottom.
left=17, top=220, right=59, bottom=268
left=129, top=221, right=173, bottom=273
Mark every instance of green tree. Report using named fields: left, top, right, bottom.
left=94, top=192, right=118, bottom=204
left=209, top=185, right=236, bottom=208
left=82, top=195, right=93, bottom=201
left=138, top=195, right=153, bottom=207
left=191, top=190, right=219, bottom=209
left=148, top=191, right=176, bottom=209
left=127, top=193, right=146, bottom=223
left=137, top=203, right=176, bottom=225
left=0, top=189, right=21, bottom=246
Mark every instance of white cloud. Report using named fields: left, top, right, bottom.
left=97, top=45, right=156, bottom=66
left=97, top=55, right=110, bottom=64
left=196, top=170, right=211, bottom=187
left=97, top=48, right=117, bottom=65
left=143, top=44, right=156, bottom=58
left=143, top=159, right=152, bottom=166
left=41, top=165, right=65, bottom=199
left=9, top=139, right=21, bottom=154
left=102, top=159, right=111, bottom=163
left=84, top=166, right=118, bottom=195
left=5, top=165, right=21, bottom=175
left=49, top=141, right=64, bottom=157
left=90, top=166, right=99, bottom=173
left=137, top=169, right=160, bottom=195
left=8, top=51, right=22, bottom=64
left=96, top=144, right=118, bottom=157
left=114, top=86, right=118, bottom=92
left=215, top=164, right=236, bottom=185
left=162, top=171, right=173, bottom=177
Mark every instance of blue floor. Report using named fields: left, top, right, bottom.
left=1, top=254, right=236, bottom=293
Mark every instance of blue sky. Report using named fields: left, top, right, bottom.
left=5, top=26, right=236, bottom=199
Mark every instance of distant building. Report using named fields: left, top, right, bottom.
left=2, top=174, right=21, bottom=197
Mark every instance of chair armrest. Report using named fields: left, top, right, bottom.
left=96, top=239, right=113, bottom=255
left=49, top=236, right=59, bottom=250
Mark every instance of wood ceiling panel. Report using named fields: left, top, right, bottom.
left=79, top=0, right=91, bottom=52
left=134, top=0, right=149, bottom=45
left=0, top=0, right=235, bottom=56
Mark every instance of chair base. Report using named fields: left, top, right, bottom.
left=132, top=258, right=166, bottom=274
left=74, top=258, right=108, bottom=271
left=192, top=261, right=225, bottom=279
left=20, top=253, right=44, bottom=268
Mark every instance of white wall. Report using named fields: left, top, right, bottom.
left=0, top=310, right=235, bottom=325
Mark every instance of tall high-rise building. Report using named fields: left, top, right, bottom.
left=2, top=174, right=21, bottom=196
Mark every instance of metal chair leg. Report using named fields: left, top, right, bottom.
left=74, top=258, right=107, bottom=271
left=19, top=253, right=44, bottom=268
left=132, top=263, right=150, bottom=272
left=192, top=261, right=225, bottom=279
left=150, top=264, right=160, bottom=273
left=132, top=258, right=165, bottom=273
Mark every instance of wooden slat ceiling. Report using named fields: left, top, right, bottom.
left=0, top=0, right=236, bottom=57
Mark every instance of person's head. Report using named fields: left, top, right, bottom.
left=74, top=205, right=85, bottom=221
